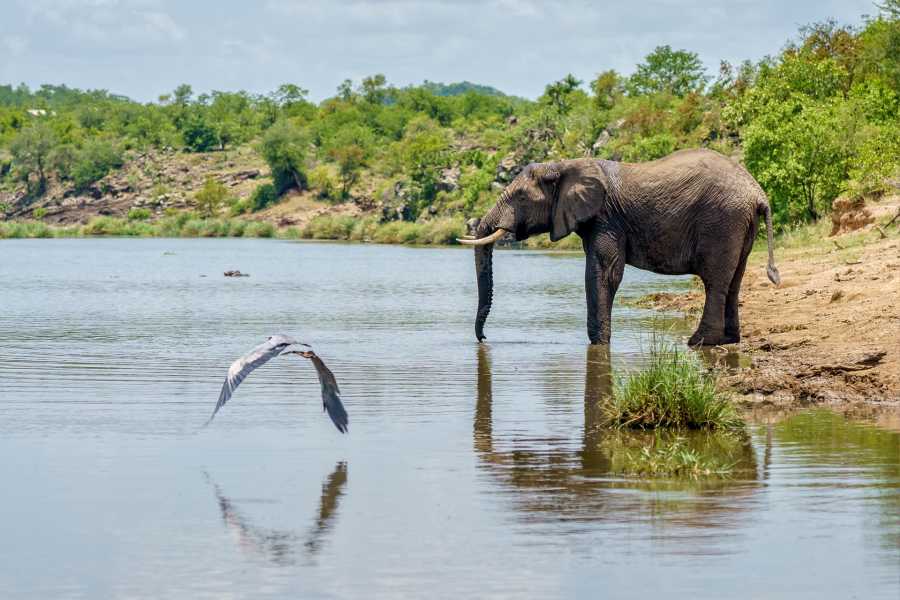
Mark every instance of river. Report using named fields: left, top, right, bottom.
left=0, top=238, right=897, bottom=599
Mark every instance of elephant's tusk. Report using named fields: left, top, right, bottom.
left=457, top=229, right=507, bottom=246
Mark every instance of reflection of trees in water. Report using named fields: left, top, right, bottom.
left=474, top=344, right=763, bottom=538
left=204, top=461, right=348, bottom=566
left=770, top=410, right=900, bottom=553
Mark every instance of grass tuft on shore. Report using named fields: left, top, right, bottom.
left=604, top=338, right=742, bottom=430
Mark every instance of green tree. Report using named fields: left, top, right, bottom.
left=398, top=116, right=451, bottom=215
left=541, top=74, right=583, bottom=114
left=743, top=99, right=852, bottom=223
left=194, top=177, right=228, bottom=217
left=627, top=45, right=709, bottom=96
left=325, top=123, right=373, bottom=198
left=71, top=139, right=124, bottom=191
left=591, top=70, right=622, bottom=111
left=337, top=79, right=354, bottom=102
left=181, top=110, right=219, bottom=152
left=10, top=123, right=57, bottom=195
left=360, top=74, right=388, bottom=104
left=258, top=120, right=308, bottom=194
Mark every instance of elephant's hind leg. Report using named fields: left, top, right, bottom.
left=723, top=228, right=755, bottom=343
left=689, top=235, right=743, bottom=346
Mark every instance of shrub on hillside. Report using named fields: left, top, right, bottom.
left=193, top=177, right=228, bottom=217
left=250, top=182, right=278, bottom=211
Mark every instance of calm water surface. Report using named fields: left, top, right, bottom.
left=1, top=239, right=898, bottom=599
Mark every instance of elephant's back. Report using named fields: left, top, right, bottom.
left=616, top=149, right=761, bottom=213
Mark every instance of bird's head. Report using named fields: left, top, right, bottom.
left=285, top=349, right=315, bottom=359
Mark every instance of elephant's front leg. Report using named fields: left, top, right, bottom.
left=584, top=231, right=626, bottom=345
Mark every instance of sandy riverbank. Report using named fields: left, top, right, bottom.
left=636, top=202, right=900, bottom=409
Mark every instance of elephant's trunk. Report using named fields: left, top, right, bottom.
left=472, top=199, right=513, bottom=342
left=475, top=244, right=493, bottom=341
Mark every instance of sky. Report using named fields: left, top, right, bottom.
left=0, top=0, right=882, bottom=102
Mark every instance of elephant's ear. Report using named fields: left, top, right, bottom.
left=549, top=163, right=607, bottom=242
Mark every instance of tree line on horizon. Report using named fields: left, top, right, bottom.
left=0, top=2, right=898, bottom=232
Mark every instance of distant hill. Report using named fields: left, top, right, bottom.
left=418, top=80, right=508, bottom=97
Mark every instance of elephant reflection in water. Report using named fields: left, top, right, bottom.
left=474, top=345, right=767, bottom=535
left=204, top=461, right=348, bottom=566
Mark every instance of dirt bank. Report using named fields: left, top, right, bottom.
left=637, top=198, right=900, bottom=408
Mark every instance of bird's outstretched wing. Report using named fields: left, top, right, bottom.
left=205, top=334, right=299, bottom=426
left=307, top=353, right=349, bottom=433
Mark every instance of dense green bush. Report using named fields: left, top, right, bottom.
left=249, top=182, right=278, bottom=211
left=307, top=165, right=340, bottom=200
left=71, top=139, right=123, bottom=191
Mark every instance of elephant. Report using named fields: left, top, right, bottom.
left=460, top=149, right=780, bottom=346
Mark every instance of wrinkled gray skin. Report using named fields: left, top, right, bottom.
left=470, top=149, right=780, bottom=346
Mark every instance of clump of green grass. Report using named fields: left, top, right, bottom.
left=604, top=338, right=743, bottom=430
left=127, top=207, right=151, bottom=220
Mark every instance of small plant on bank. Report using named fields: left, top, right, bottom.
left=32, top=207, right=47, bottom=220
left=127, top=207, right=151, bottom=220
left=604, top=337, right=743, bottom=430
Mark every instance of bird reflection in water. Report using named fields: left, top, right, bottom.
left=474, top=344, right=766, bottom=544
left=204, top=461, right=348, bottom=566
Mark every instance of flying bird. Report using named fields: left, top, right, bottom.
left=205, top=335, right=348, bottom=433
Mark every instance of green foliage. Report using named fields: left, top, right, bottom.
left=32, top=207, right=47, bottom=219
left=619, top=132, right=677, bottom=162
left=193, top=177, right=228, bottom=217
left=324, top=123, right=373, bottom=197
left=258, top=120, right=307, bottom=194
left=10, top=122, right=56, bottom=194
left=604, top=338, right=743, bottom=430
left=308, top=164, right=340, bottom=200
left=249, top=182, right=278, bottom=211
left=71, top=139, right=123, bottom=190
left=397, top=116, right=451, bottom=217
left=540, top=74, right=585, bottom=114
left=627, top=45, right=709, bottom=97
left=591, top=70, right=623, bottom=111
left=127, top=207, right=151, bottom=220
left=180, top=111, right=218, bottom=152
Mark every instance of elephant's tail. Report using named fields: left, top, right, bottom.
left=758, top=200, right=781, bottom=286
